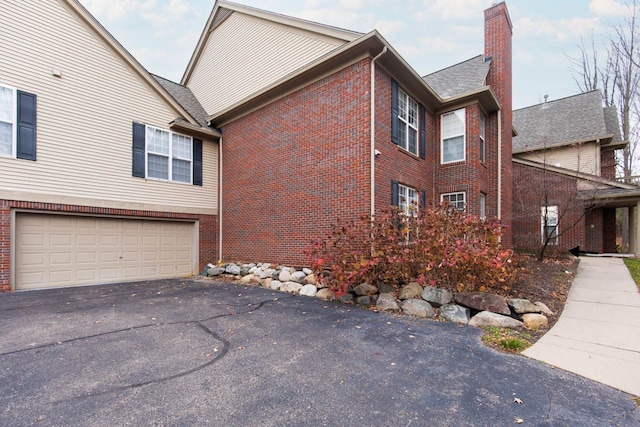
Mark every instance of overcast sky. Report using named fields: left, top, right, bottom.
left=78, top=0, right=633, bottom=110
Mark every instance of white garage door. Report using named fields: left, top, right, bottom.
left=15, top=213, right=195, bottom=290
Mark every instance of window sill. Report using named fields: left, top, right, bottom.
left=396, top=146, right=421, bottom=161
left=440, top=159, right=466, bottom=166
left=144, top=176, right=193, bottom=186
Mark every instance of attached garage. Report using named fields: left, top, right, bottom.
left=14, top=213, right=196, bottom=290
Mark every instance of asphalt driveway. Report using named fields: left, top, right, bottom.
left=0, top=279, right=638, bottom=426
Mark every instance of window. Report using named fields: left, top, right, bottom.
left=398, top=184, right=418, bottom=216
left=480, top=193, right=486, bottom=219
left=0, top=83, right=36, bottom=160
left=541, top=206, right=559, bottom=245
left=391, top=80, right=425, bottom=159
left=441, top=192, right=465, bottom=211
left=479, top=113, right=485, bottom=163
left=441, top=108, right=465, bottom=163
left=132, top=122, right=202, bottom=186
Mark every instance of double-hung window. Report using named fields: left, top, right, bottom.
left=0, top=83, right=36, bottom=160
left=541, top=206, right=559, bottom=244
left=397, top=88, right=419, bottom=155
left=479, top=113, right=486, bottom=163
left=441, top=192, right=465, bottom=211
left=398, top=184, right=418, bottom=216
left=132, top=122, right=202, bottom=186
left=441, top=108, right=465, bottom=163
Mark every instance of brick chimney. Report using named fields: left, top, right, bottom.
left=484, top=1, right=513, bottom=247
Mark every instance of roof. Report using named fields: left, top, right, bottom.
left=513, top=90, right=618, bottom=153
left=422, top=55, right=491, bottom=98
left=603, top=105, right=623, bottom=143
left=152, top=74, right=210, bottom=127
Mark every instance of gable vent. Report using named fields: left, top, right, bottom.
left=212, top=7, right=232, bottom=29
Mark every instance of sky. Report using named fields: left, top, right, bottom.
left=78, top=0, right=634, bottom=110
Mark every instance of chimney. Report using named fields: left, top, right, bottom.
left=484, top=1, right=513, bottom=247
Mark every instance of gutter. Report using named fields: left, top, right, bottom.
left=370, top=46, right=387, bottom=220
left=218, top=136, right=223, bottom=263
left=497, top=109, right=502, bottom=221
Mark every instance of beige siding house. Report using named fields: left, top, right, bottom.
left=0, top=0, right=221, bottom=290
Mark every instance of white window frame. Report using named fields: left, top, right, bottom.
left=441, top=192, right=465, bottom=212
left=0, top=83, right=17, bottom=158
left=541, top=206, right=559, bottom=245
left=397, top=88, right=419, bottom=156
left=144, top=125, right=193, bottom=184
left=398, top=183, right=418, bottom=216
left=480, top=193, right=486, bottom=219
left=479, top=113, right=486, bottom=164
left=441, top=108, right=466, bottom=164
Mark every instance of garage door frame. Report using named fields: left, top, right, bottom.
left=11, top=209, right=199, bottom=290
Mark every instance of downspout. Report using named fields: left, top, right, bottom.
left=218, top=135, right=223, bottom=263
left=370, top=46, right=387, bottom=220
left=497, top=109, right=502, bottom=221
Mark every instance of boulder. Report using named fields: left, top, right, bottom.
left=522, top=313, right=548, bottom=330
left=262, top=263, right=271, bottom=270
left=260, top=269, right=276, bottom=279
left=421, top=287, right=453, bottom=307
left=316, top=288, right=334, bottom=300
left=302, top=268, right=313, bottom=275
left=278, top=270, right=292, bottom=282
left=401, top=299, right=435, bottom=318
left=239, top=274, right=256, bottom=284
left=291, top=271, right=307, bottom=283
left=398, top=282, right=423, bottom=300
left=262, top=278, right=272, bottom=289
left=225, top=264, right=241, bottom=275
left=468, top=311, right=524, bottom=330
left=377, top=283, right=396, bottom=294
left=269, top=280, right=282, bottom=290
left=338, top=293, right=354, bottom=304
left=534, top=301, right=554, bottom=316
left=280, top=282, right=303, bottom=294
left=377, top=293, right=400, bottom=311
left=299, top=284, right=317, bottom=297
left=508, top=298, right=542, bottom=314
left=438, top=304, right=470, bottom=324
left=248, top=266, right=258, bottom=274
left=354, top=283, right=378, bottom=296
left=355, top=295, right=377, bottom=306
left=455, top=292, right=510, bottom=315
left=303, top=274, right=317, bottom=286
left=207, top=267, right=226, bottom=277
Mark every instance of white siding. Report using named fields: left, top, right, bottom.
left=187, top=12, right=345, bottom=115
left=0, top=0, right=218, bottom=214
left=518, top=143, right=600, bottom=176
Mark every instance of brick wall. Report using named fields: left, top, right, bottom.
left=0, top=200, right=217, bottom=292
left=601, top=149, right=616, bottom=179
left=512, top=163, right=585, bottom=253
left=221, top=60, right=372, bottom=265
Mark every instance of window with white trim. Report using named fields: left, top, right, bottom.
left=479, top=113, right=486, bottom=163
left=541, top=206, right=559, bottom=245
left=441, top=108, right=465, bottom=163
left=480, top=193, right=486, bottom=219
left=145, top=125, right=193, bottom=183
left=398, top=184, right=418, bottom=216
left=0, top=84, right=16, bottom=157
left=441, top=192, right=465, bottom=211
left=397, top=88, right=419, bottom=155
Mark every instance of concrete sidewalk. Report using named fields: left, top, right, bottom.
left=524, top=256, right=640, bottom=396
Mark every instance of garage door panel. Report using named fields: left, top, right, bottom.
left=15, top=214, right=195, bottom=290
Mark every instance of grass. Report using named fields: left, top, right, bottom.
left=623, top=258, right=640, bottom=291
left=481, top=326, right=533, bottom=353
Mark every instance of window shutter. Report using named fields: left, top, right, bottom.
left=419, top=104, right=426, bottom=160
left=16, top=91, right=37, bottom=161
left=391, top=180, right=399, bottom=206
left=132, top=122, right=146, bottom=178
left=193, top=138, right=203, bottom=186
left=391, top=79, right=399, bottom=145
left=421, top=190, right=426, bottom=209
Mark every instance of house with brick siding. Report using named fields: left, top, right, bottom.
left=11, top=0, right=609, bottom=292
left=512, top=90, right=640, bottom=254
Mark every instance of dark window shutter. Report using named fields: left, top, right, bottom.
left=419, top=104, right=426, bottom=160
left=16, top=91, right=36, bottom=161
left=391, top=79, right=399, bottom=145
left=193, top=138, right=202, bottom=186
left=132, top=122, right=146, bottom=178
left=391, top=180, right=399, bottom=206
left=421, top=190, right=426, bottom=209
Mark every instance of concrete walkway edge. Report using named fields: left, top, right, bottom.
left=523, top=256, right=640, bottom=396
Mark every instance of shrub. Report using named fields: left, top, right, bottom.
left=305, top=205, right=515, bottom=296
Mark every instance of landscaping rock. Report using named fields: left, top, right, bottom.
left=259, top=268, right=276, bottom=279
left=207, top=267, right=225, bottom=277
left=262, top=263, right=271, bottom=269
left=280, top=281, right=303, bottom=294
left=299, top=284, right=317, bottom=297
left=338, top=293, right=354, bottom=304
left=262, top=278, right=272, bottom=288
left=302, top=274, right=317, bottom=286
left=354, top=283, right=378, bottom=296
left=438, top=304, right=470, bottom=324
left=398, top=282, right=423, bottom=300
left=377, top=293, right=400, bottom=311
left=455, top=292, right=510, bottom=315
left=225, top=264, right=241, bottom=275
left=278, top=270, right=291, bottom=282
left=269, top=280, right=282, bottom=290
left=291, top=271, right=307, bottom=283
left=421, top=286, right=453, bottom=307
left=302, top=268, right=313, bottom=275
left=534, top=301, right=554, bottom=316
left=522, top=313, right=548, bottom=330
left=355, top=295, right=377, bottom=306
left=508, top=298, right=542, bottom=314
left=377, top=283, right=396, bottom=294
left=401, top=299, right=435, bottom=318
left=316, top=288, right=334, bottom=300
left=468, top=311, right=524, bottom=330
left=239, top=274, right=256, bottom=284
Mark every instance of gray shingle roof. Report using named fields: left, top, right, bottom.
left=423, top=55, right=491, bottom=98
left=603, top=105, right=623, bottom=143
left=512, top=90, right=615, bottom=153
left=152, top=74, right=210, bottom=127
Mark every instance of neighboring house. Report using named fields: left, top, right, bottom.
left=0, top=0, right=220, bottom=291
left=512, top=90, right=640, bottom=254
left=4, top=0, right=568, bottom=291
